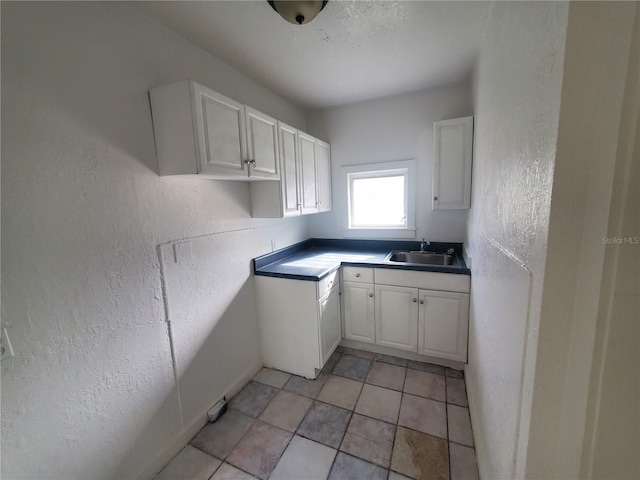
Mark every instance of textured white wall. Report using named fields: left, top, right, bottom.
left=306, top=82, right=472, bottom=242
left=584, top=21, right=640, bottom=472
left=530, top=3, right=638, bottom=478
left=582, top=14, right=639, bottom=473
left=467, top=2, right=637, bottom=479
left=1, top=3, right=308, bottom=479
left=465, top=2, right=568, bottom=478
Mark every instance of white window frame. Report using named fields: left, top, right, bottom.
left=342, top=159, right=416, bottom=239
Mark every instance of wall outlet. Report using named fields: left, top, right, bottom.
left=1, top=328, right=14, bottom=361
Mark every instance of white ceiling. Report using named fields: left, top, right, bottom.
left=132, top=1, right=491, bottom=110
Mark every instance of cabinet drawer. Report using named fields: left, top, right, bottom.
left=318, top=270, right=339, bottom=298
left=374, top=268, right=470, bottom=293
left=342, top=266, right=374, bottom=283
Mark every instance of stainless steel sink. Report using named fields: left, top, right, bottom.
left=383, top=250, right=454, bottom=266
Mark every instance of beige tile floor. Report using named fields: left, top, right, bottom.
left=155, top=347, right=479, bottom=480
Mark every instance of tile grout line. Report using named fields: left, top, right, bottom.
left=187, top=353, right=459, bottom=480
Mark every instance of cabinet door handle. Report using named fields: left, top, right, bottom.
left=420, top=300, right=424, bottom=304
left=434, top=196, right=438, bottom=201
left=413, top=298, right=417, bottom=303
left=369, top=293, right=374, bottom=297
left=355, top=273, right=360, bottom=277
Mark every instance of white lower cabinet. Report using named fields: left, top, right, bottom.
left=255, top=272, right=340, bottom=379
left=418, top=290, right=469, bottom=361
left=340, top=267, right=470, bottom=363
left=342, top=267, right=375, bottom=344
left=375, top=285, right=419, bottom=352
left=319, top=285, right=341, bottom=366
left=342, top=282, right=375, bottom=344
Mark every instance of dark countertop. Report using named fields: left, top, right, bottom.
left=253, top=238, right=470, bottom=281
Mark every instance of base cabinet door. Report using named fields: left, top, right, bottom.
left=343, top=282, right=375, bottom=344
left=375, top=285, right=419, bottom=352
left=418, top=290, right=469, bottom=362
left=319, top=285, right=341, bottom=365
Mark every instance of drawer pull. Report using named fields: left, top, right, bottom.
left=355, top=273, right=360, bottom=277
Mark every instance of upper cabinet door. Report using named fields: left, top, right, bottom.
left=316, top=140, right=332, bottom=213
left=193, top=83, right=247, bottom=176
left=432, top=116, right=473, bottom=210
left=278, top=122, right=301, bottom=217
left=245, top=106, right=279, bottom=180
left=298, top=132, right=318, bottom=215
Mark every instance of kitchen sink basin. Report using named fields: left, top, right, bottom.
left=383, top=250, right=454, bottom=266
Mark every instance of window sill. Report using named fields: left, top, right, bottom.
left=342, top=228, right=416, bottom=239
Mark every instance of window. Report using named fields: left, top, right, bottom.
left=343, top=160, right=416, bottom=238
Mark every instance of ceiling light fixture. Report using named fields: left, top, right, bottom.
left=268, top=1, right=328, bottom=25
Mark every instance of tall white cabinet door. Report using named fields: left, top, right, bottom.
left=432, top=116, right=473, bottom=210
left=343, top=282, right=375, bottom=344
left=319, top=286, right=341, bottom=365
left=418, top=290, right=469, bottom=362
left=245, top=106, right=279, bottom=180
left=278, top=122, right=301, bottom=216
left=193, top=84, right=247, bottom=176
left=375, top=285, right=419, bottom=352
left=316, top=140, right=332, bottom=213
left=298, top=133, right=318, bottom=215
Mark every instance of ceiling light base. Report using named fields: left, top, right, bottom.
left=268, top=1, right=328, bottom=25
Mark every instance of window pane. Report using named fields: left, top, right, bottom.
left=351, top=174, right=406, bottom=227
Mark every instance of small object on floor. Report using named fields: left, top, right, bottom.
left=207, top=397, right=227, bottom=423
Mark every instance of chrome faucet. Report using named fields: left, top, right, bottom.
left=420, top=238, right=430, bottom=252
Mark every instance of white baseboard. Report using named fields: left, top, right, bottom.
left=339, top=339, right=465, bottom=371
left=464, top=364, right=486, bottom=480
left=137, top=360, right=263, bottom=480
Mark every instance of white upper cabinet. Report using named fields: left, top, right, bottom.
left=432, top=115, right=473, bottom=209
left=244, top=106, right=280, bottom=180
left=278, top=123, right=302, bottom=217
left=149, top=80, right=278, bottom=181
left=298, top=132, right=319, bottom=215
left=194, top=84, right=246, bottom=176
left=316, top=140, right=332, bottom=213
left=250, top=124, right=332, bottom=218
